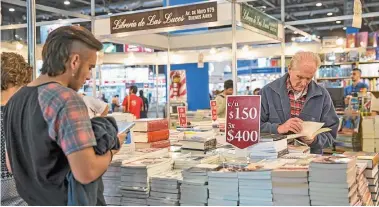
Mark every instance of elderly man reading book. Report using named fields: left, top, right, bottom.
left=260, top=51, right=339, bottom=154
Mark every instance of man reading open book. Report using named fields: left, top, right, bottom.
left=260, top=51, right=339, bottom=154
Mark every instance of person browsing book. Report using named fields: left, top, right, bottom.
left=260, top=51, right=339, bottom=154
left=122, top=86, right=143, bottom=119
left=3, top=26, right=125, bottom=205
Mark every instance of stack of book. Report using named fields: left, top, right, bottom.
left=173, top=154, right=219, bottom=170
left=238, top=160, right=286, bottom=206
left=361, top=117, right=377, bottom=152
left=180, top=164, right=221, bottom=206
left=309, top=156, right=361, bottom=206
left=181, top=131, right=217, bottom=155
left=207, top=164, right=240, bottom=206
left=148, top=170, right=182, bottom=206
left=356, top=162, right=374, bottom=206
left=344, top=152, right=379, bottom=204
left=335, top=128, right=360, bottom=152
left=119, top=157, right=173, bottom=206
left=272, top=162, right=310, bottom=206
left=247, top=135, right=288, bottom=160
left=103, top=160, right=123, bottom=206
left=103, top=148, right=170, bottom=205
left=133, top=118, right=170, bottom=149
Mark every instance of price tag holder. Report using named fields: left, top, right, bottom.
left=210, top=100, right=218, bottom=121
left=226, top=95, right=261, bottom=149
left=177, top=106, right=187, bottom=127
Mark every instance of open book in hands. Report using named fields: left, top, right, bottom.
left=286, top=121, right=331, bottom=141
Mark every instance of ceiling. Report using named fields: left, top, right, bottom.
left=249, top=0, right=379, bottom=41
left=1, top=0, right=379, bottom=43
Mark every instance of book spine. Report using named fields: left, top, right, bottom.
left=147, top=120, right=169, bottom=132
left=147, top=129, right=170, bottom=142
left=150, top=140, right=170, bottom=148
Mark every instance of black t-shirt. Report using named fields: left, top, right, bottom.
left=4, top=83, right=97, bottom=205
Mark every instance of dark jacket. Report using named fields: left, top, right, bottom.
left=67, top=117, right=120, bottom=206
left=260, top=73, right=339, bottom=154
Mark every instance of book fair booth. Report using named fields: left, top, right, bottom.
left=3, top=0, right=379, bottom=206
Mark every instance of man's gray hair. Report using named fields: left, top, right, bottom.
left=289, top=51, right=321, bottom=71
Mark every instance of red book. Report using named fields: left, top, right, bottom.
left=133, top=129, right=170, bottom=143
left=133, top=118, right=169, bottom=132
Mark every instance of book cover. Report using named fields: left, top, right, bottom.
left=133, top=129, right=170, bottom=143
left=369, top=32, right=378, bottom=47
left=347, top=33, right=357, bottom=48
left=358, top=32, right=369, bottom=48
left=135, top=140, right=170, bottom=149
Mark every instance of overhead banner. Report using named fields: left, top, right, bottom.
left=240, top=4, right=279, bottom=37
left=352, top=0, right=362, bottom=28
left=110, top=2, right=217, bottom=34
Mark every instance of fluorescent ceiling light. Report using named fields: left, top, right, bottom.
left=327, top=12, right=333, bottom=16
left=108, top=12, right=113, bottom=15
left=242, top=45, right=249, bottom=52
left=64, top=1, right=70, bottom=5
left=9, top=8, right=15, bottom=12
left=336, top=20, right=341, bottom=24
left=210, top=48, right=217, bottom=54
left=291, top=37, right=296, bottom=41
left=343, top=27, right=347, bottom=30
left=316, top=2, right=322, bottom=7
left=294, top=31, right=298, bottom=34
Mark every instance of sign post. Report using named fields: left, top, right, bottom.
left=177, top=106, right=187, bottom=127
left=210, top=100, right=218, bottom=121
left=226, top=95, right=261, bottom=149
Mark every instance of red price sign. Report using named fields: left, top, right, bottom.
left=210, top=100, right=217, bottom=121
left=177, top=106, right=187, bottom=127
left=226, top=95, right=261, bottom=149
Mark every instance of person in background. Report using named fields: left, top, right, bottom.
left=122, top=86, right=143, bottom=119
left=3, top=26, right=124, bottom=205
left=245, top=86, right=252, bottom=95
left=148, top=92, right=152, bottom=104
left=344, top=68, right=368, bottom=105
left=215, top=80, right=234, bottom=118
left=1, top=52, right=31, bottom=206
left=260, top=51, right=339, bottom=154
left=139, top=90, right=149, bottom=119
left=111, top=95, right=120, bottom=112
left=80, top=93, right=109, bottom=118
left=100, top=93, right=108, bottom=103
left=253, top=88, right=261, bottom=95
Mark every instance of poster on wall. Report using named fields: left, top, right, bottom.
left=169, top=70, right=187, bottom=102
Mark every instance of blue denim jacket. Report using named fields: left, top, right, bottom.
left=260, top=74, right=339, bottom=154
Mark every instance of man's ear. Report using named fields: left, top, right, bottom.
left=69, top=54, right=80, bottom=75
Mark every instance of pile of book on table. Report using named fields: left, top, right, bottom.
left=361, top=116, right=379, bottom=152
left=180, top=131, right=217, bottom=155
left=309, top=156, right=362, bottom=206
left=247, top=134, right=288, bottom=160
left=344, top=151, right=379, bottom=205
left=103, top=147, right=170, bottom=205
left=180, top=164, right=221, bottom=206
left=148, top=170, right=182, bottom=206
left=207, top=164, right=240, bottom=206
left=238, top=160, right=286, bottom=206
left=133, top=118, right=170, bottom=149
left=356, top=162, right=374, bottom=206
left=272, top=159, right=311, bottom=206
left=119, top=157, right=173, bottom=206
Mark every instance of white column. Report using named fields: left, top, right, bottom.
left=27, top=0, right=36, bottom=79
left=231, top=0, right=238, bottom=94
left=280, top=0, right=286, bottom=76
